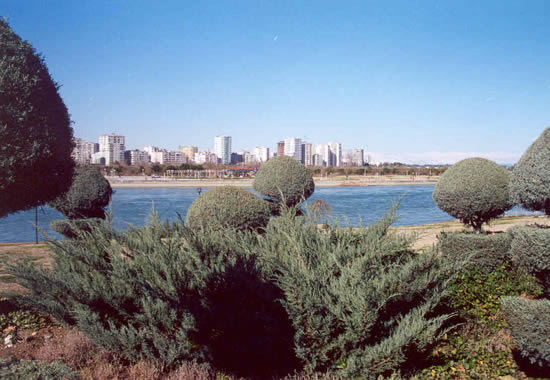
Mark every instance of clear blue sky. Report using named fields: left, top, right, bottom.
left=3, top=1, right=550, bottom=164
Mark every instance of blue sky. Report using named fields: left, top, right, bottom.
left=3, top=1, right=550, bottom=164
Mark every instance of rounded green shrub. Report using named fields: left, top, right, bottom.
left=253, top=156, right=314, bottom=207
left=186, top=186, right=271, bottom=231
left=438, top=231, right=512, bottom=271
left=509, top=225, right=550, bottom=297
left=501, top=297, right=550, bottom=369
left=432, top=157, right=513, bottom=232
left=49, top=166, right=112, bottom=219
left=510, top=127, right=550, bottom=215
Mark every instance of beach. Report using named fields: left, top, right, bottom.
left=108, top=175, right=440, bottom=188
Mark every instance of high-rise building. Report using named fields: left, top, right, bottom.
left=315, top=144, right=330, bottom=167
left=214, top=135, right=232, bottom=165
left=328, top=142, right=342, bottom=167
left=350, top=148, right=364, bottom=167
left=179, top=146, right=198, bottom=160
left=302, top=142, right=313, bottom=167
left=284, top=137, right=303, bottom=163
left=254, top=147, right=270, bottom=163
left=99, top=134, right=125, bottom=165
left=72, top=138, right=98, bottom=164
left=276, top=141, right=285, bottom=157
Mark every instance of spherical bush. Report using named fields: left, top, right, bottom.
left=432, top=157, right=513, bottom=231
left=510, top=127, right=550, bottom=215
left=253, top=156, right=315, bottom=207
left=49, top=166, right=112, bottom=219
left=186, top=186, right=272, bottom=231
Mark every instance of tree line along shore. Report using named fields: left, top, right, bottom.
left=107, top=174, right=441, bottom=188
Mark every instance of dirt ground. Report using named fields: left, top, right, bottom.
left=0, top=243, right=52, bottom=295
left=392, top=214, right=550, bottom=250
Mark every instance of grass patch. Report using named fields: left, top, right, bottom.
left=0, top=275, right=17, bottom=283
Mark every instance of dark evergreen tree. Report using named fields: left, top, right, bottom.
left=49, top=166, right=112, bottom=219
left=0, top=19, right=74, bottom=218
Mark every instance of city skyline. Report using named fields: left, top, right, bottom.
left=3, top=1, right=549, bottom=164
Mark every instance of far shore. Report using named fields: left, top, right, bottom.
left=108, top=175, right=440, bottom=188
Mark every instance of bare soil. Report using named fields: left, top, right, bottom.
left=392, top=214, right=550, bottom=250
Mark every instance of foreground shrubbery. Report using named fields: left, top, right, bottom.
left=509, top=225, right=550, bottom=297
left=437, top=231, right=512, bottom=272
left=8, top=207, right=458, bottom=378
left=501, top=297, right=550, bottom=370
left=0, top=358, right=79, bottom=380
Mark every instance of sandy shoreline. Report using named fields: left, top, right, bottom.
left=108, top=175, right=440, bottom=188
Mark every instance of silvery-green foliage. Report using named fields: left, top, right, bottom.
left=510, top=127, right=550, bottom=215
left=501, top=297, right=550, bottom=369
left=253, top=155, right=315, bottom=207
left=9, top=207, right=457, bottom=378
left=258, top=206, right=458, bottom=378
left=8, top=212, right=295, bottom=376
left=0, top=358, right=79, bottom=380
left=509, top=226, right=550, bottom=296
left=437, top=231, right=512, bottom=272
left=186, top=186, right=271, bottom=232
left=433, top=158, right=513, bottom=231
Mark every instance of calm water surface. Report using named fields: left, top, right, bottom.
left=0, top=185, right=534, bottom=242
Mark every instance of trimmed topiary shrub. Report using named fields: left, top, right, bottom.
left=437, top=231, right=512, bottom=272
left=432, top=157, right=513, bottom=232
left=186, top=186, right=271, bottom=232
left=49, top=166, right=112, bottom=219
left=253, top=155, right=315, bottom=207
left=501, top=297, right=550, bottom=369
left=510, top=127, right=550, bottom=215
left=509, top=226, right=550, bottom=297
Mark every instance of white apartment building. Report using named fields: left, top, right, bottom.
left=125, top=150, right=151, bottom=165
left=214, top=135, right=232, bottom=165
left=99, top=134, right=125, bottom=165
left=302, top=142, right=313, bottom=167
left=313, top=142, right=343, bottom=167
left=254, top=147, right=270, bottom=163
left=194, top=151, right=218, bottom=165
left=143, top=146, right=160, bottom=154
left=328, top=142, right=343, bottom=167
left=72, top=138, right=98, bottom=164
left=350, top=148, right=365, bottom=166
left=284, top=137, right=303, bottom=163
left=150, top=150, right=187, bottom=165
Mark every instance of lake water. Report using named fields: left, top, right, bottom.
left=0, top=185, right=535, bottom=243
